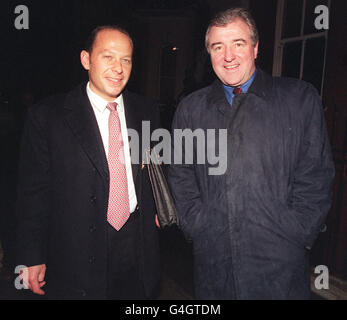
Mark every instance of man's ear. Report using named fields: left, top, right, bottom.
left=254, top=42, right=259, bottom=59
left=80, top=50, right=90, bottom=70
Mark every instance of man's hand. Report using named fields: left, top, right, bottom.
left=21, top=264, right=46, bottom=295
left=155, top=214, right=160, bottom=228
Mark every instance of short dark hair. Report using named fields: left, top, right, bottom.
left=205, top=8, right=259, bottom=53
left=84, top=25, right=133, bottom=53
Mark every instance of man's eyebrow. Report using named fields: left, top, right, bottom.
left=210, top=42, right=223, bottom=47
left=232, top=38, right=247, bottom=43
left=100, top=49, right=132, bottom=57
left=100, top=49, right=112, bottom=54
left=210, top=38, right=247, bottom=47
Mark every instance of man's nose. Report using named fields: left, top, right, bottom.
left=111, top=60, right=123, bottom=73
left=224, top=47, right=236, bottom=62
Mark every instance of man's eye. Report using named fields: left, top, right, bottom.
left=123, top=59, right=131, bottom=64
left=104, top=56, right=112, bottom=59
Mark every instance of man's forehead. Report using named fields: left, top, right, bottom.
left=210, top=19, right=251, bottom=37
left=95, top=29, right=128, bottom=42
left=91, top=30, right=133, bottom=54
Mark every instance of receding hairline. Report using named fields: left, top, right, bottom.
left=85, top=25, right=134, bottom=53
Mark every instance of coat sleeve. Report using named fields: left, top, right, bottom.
left=16, top=105, right=50, bottom=267
left=168, top=102, right=203, bottom=240
left=287, top=85, right=335, bottom=249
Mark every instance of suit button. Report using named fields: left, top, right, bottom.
left=90, top=195, right=97, bottom=203
left=88, top=256, right=96, bottom=264
left=320, top=224, right=327, bottom=233
left=89, top=225, right=96, bottom=233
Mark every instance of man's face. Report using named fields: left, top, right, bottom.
left=80, top=29, right=133, bottom=101
left=208, top=18, right=258, bottom=87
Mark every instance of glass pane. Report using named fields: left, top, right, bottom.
left=304, top=0, right=329, bottom=34
left=281, top=41, right=302, bottom=78
left=302, top=37, right=326, bottom=92
left=160, top=45, right=177, bottom=77
left=160, top=77, right=175, bottom=103
left=282, top=0, right=303, bottom=38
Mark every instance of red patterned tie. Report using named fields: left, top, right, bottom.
left=233, top=87, right=242, bottom=95
left=106, top=102, right=130, bottom=230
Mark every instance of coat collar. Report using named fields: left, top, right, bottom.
left=247, top=68, right=273, bottom=99
left=122, top=89, right=142, bottom=181
left=206, top=69, right=273, bottom=115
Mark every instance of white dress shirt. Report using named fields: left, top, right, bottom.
left=86, top=82, right=138, bottom=213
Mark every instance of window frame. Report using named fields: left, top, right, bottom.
left=272, top=0, right=330, bottom=95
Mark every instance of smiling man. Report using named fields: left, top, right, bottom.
left=169, top=8, right=335, bottom=299
left=16, top=26, right=161, bottom=299
left=207, top=15, right=258, bottom=88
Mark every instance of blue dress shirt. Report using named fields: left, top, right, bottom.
left=223, top=70, right=257, bottom=107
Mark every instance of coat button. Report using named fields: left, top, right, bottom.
left=320, top=224, right=327, bottom=233
left=88, top=256, right=96, bottom=264
left=89, top=225, right=96, bottom=232
left=90, top=195, right=97, bottom=203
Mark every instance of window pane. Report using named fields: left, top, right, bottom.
left=282, top=41, right=302, bottom=78
left=160, top=45, right=177, bottom=77
left=304, top=0, right=329, bottom=34
left=282, top=0, right=303, bottom=38
left=160, top=77, right=175, bottom=103
left=302, top=37, right=326, bottom=92
left=159, top=45, right=178, bottom=103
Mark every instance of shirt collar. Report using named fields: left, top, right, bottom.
left=86, top=82, right=124, bottom=113
left=223, top=69, right=257, bottom=95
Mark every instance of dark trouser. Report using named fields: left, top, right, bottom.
left=106, top=209, right=146, bottom=300
left=0, top=133, right=18, bottom=272
left=26, top=210, right=146, bottom=300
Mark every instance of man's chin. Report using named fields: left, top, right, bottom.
left=223, top=75, right=249, bottom=87
left=106, top=88, right=124, bottom=99
left=223, top=80, right=242, bottom=87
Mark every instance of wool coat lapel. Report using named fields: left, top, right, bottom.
left=63, top=83, right=110, bottom=184
left=122, top=89, right=143, bottom=183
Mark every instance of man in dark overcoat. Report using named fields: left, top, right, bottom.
left=169, top=8, right=335, bottom=299
left=16, top=26, right=161, bottom=299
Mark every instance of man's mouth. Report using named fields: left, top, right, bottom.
left=106, top=77, right=123, bottom=84
left=224, top=64, right=239, bottom=70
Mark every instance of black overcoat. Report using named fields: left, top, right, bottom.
left=169, top=70, right=335, bottom=299
left=16, top=83, right=161, bottom=299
